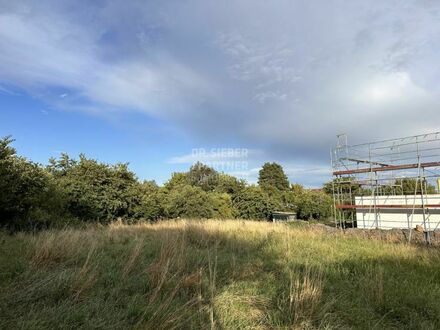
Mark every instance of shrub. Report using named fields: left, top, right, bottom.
left=296, top=190, right=332, bottom=220
left=210, top=192, right=236, bottom=219
left=131, top=181, right=163, bottom=220
left=163, top=185, right=214, bottom=218
left=214, top=173, right=246, bottom=195
left=0, top=136, right=68, bottom=231
left=48, top=154, right=140, bottom=222
left=186, top=162, right=219, bottom=192
left=232, top=186, right=277, bottom=220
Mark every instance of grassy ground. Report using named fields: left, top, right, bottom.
left=1, top=220, right=440, bottom=329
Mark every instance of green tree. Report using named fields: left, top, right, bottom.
left=394, top=178, right=436, bottom=195
left=186, top=162, right=219, bottom=192
left=0, top=135, right=15, bottom=159
left=276, top=190, right=296, bottom=212
left=215, top=173, right=246, bottom=195
left=322, top=177, right=368, bottom=196
left=296, top=190, right=332, bottom=220
left=0, top=137, right=67, bottom=231
left=210, top=192, right=236, bottom=219
left=163, top=185, right=214, bottom=218
left=258, top=162, right=290, bottom=191
left=132, top=180, right=163, bottom=220
left=48, top=154, right=140, bottom=222
left=164, top=172, right=189, bottom=190
left=323, top=177, right=435, bottom=196
left=232, top=186, right=277, bottom=220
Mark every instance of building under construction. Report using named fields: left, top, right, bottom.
left=331, top=132, right=440, bottom=243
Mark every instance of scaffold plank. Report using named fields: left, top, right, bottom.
left=341, top=157, right=388, bottom=166
left=333, top=161, right=440, bottom=176
left=336, top=204, right=440, bottom=209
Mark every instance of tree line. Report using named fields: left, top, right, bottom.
left=0, top=136, right=333, bottom=231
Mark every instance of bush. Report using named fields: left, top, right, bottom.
left=131, top=181, right=163, bottom=221
left=210, top=192, right=236, bottom=219
left=296, top=190, right=332, bottom=220
left=232, top=186, right=277, bottom=220
left=186, top=162, right=219, bottom=192
left=163, top=185, right=215, bottom=218
left=0, top=137, right=68, bottom=231
left=214, top=173, right=246, bottom=195
left=1, top=136, right=335, bottom=229
left=48, top=154, right=140, bottom=222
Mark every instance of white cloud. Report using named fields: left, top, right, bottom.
left=353, top=72, right=428, bottom=107
left=0, top=6, right=215, bottom=118
left=229, top=163, right=331, bottom=187
left=168, top=147, right=330, bottom=187
left=1, top=0, right=440, bottom=185
left=0, top=84, right=19, bottom=95
left=168, top=148, right=261, bottom=164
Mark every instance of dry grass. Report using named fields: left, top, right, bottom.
left=31, top=230, right=84, bottom=267
left=137, top=234, right=202, bottom=329
left=122, top=239, right=144, bottom=277
left=69, top=246, right=98, bottom=302
left=1, top=219, right=440, bottom=329
left=287, top=266, right=324, bottom=327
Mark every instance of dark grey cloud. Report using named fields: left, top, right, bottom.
left=1, top=0, right=440, bottom=185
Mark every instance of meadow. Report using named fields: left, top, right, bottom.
left=1, top=220, right=440, bottom=329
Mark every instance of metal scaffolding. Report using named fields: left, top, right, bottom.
left=331, top=132, right=440, bottom=243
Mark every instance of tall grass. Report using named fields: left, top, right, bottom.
left=287, top=265, right=324, bottom=327
left=1, top=220, right=440, bottom=329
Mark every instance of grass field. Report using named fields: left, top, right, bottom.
left=1, top=220, right=440, bottom=329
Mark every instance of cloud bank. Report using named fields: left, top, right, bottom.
left=1, top=0, right=440, bottom=184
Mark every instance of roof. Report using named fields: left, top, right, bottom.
left=272, top=211, right=296, bottom=215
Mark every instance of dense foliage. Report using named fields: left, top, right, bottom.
left=0, top=137, right=67, bottom=231
left=48, top=154, right=140, bottom=222
left=1, top=137, right=337, bottom=231
left=258, top=162, right=290, bottom=191
left=294, top=186, right=333, bottom=220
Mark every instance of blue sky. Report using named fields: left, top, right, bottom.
left=1, top=1, right=440, bottom=186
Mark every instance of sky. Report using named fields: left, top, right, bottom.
left=1, top=0, right=440, bottom=187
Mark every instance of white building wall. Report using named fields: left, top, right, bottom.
left=355, top=195, right=440, bottom=230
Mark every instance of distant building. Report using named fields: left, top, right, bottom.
left=272, top=211, right=297, bottom=222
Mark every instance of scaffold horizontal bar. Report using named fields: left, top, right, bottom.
left=333, top=161, right=440, bottom=176
left=341, top=157, right=388, bottom=166
left=332, top=131, right=440, bottom=149
left=335, top=180, right=403, bottom=186
left=336, top=204, right=440, bottom=209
